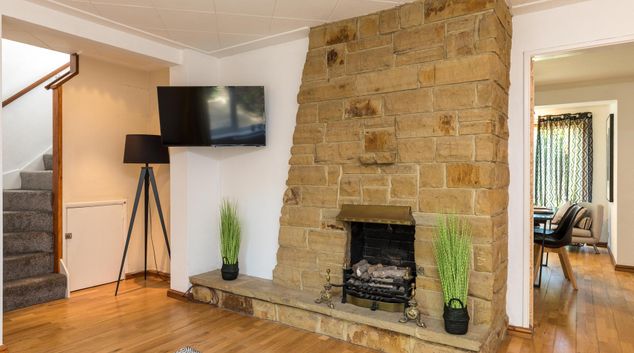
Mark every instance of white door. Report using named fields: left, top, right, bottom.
left=66, top=203, right=126, bottom=291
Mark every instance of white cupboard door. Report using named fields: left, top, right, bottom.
left=66, top=204, right=125, bottom=291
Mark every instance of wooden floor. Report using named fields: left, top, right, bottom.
left=499, top=245, right=634, bottom=353
left=3, top=278, right=375, bottom=353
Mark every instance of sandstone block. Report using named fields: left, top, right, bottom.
left=419, top=188, right=474, bottom=214
left=384, top=89, right=433, bottom=115
left=327, top=44, right=347, bottom=78
left=359, top=14, right=379, bottom=38
left=379, top=8, right=399, bottom=34
left=380, top=164, right=418, bottom=175
left=396, top=112, right=456, bottom=138
left=360, top=152, right=397, bottom=165
left=469, top=271, right=494, bottom=300
left=301, top=186, right=338, bottom=207
left=435, top=54, right=502, bottom=85
left=346, top=323, right=412, bottom=353
left=276, top=246, right=318, bottom=269
left=475, top=188, right=508, bottom=215
left=434, top=83, right=476, bottom=111
left=363, top=187, right=389, bottom=204
left=347, top=35, right=392, bottom=52
left=416, top=289, right=444, bottom=318
left=447, top=16, right=476, bottom=33
left=417, top=276, right=442, bottom=292
left=303, top=49, right=327, bottom=82
left=361, top=175, right=390, bottom=187
left=414, top=239, right=436, bottom=266
left=391, top=175, right=417, bottom=199
left=476, top=81, right=507, bottom=111
left=424, top=0, right=495, bottom=23
left=418, top=64, right=435, bottom=87
left=293, top=123, right=325, bottom=144
left=325, top=120, right=362, bottom=142
left=296, top=103, right=318, bottom=124
left=397, top=138, right=435, bottom=162
left=298, top=77, right=355, bottom=103
left=191, top=286, right=213, bottom=304
left=291, top=144, right=314, bottom=156
left=309, top=26, right=327, bottom=49
left=475, top=135, right=498, bottom=161
left=252, top=299, right=277, bottom=321
left=446, top=31, right=475, bottom=58
left=307, top=230, right=347, bottom=253
left=340, top=175, right=361, bottom=197
left=365, top=129, right=396, bottom=152
left=420, top=163, right=445, bottom=188
left=436, top=136, right=474, bottom=162
left=345, top=97, right=382, bottom=118
left=396, top=46, right=444, bottom=66
left=221, top=292, right=253, bottom=315
left=343, top=164, right=381, bottom=174
left=319, top=316, right=346, bottom=340
left=327, top=166, right=341, bottom=185
left=399, top=2, right=423, bottom=28
left=446, top=163, right=496, bottom=188
left=318, top=100, right=343, bottom=122
left=325, top=19, right=357, bottom=45
left=394, top=23, right=444, bottom=53
left=316, top=142, right=363, bottom=164
left=283, top=187, right=301, bottom=205
left=277, top=305, right=320, bottom=332
left=356, top=66, right=419, bottom=95
left=346, top=46, right=394, bottom=74
left=273, top=265, right=302, bottom=289
left=317, top=251, right=346, bottom=268
left=287, top=166, right=328, bottom=186
left=289, top=155, right=314, bottom=165
left=279, top=226, right=307, bottom=249
left=280, top=206, right=322, bottom=228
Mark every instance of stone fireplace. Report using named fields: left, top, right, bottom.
left=192, top=1, right=511, bottom=352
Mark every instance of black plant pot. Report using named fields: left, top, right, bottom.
left=221, top=261, right=239, bottom=281
left=443, top=298, right=470, bottom=335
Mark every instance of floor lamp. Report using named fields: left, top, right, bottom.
left=115, top=134, right=171, bottom=295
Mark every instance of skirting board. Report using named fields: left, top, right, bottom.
left=167, top=289, right=192, bottom=302
left=606, top=246, right=634, bottom=273
left=507, top=325, right=533, bottom=339
left=125, top=270, right=170, bottom=280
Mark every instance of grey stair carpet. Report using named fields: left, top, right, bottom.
left=20, top=171, right=53, bottom=190
left=4, top=273, right=66, bottom=312
left=3, top=154, right=66, bottom=312
left=4, top=190, right=52, bottom=212
left=43, top=154, right=53, bottom=171
left=4, top=232, right=53, bottom=254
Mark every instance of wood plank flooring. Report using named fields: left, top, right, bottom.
left=499, top=245, right=634, bottom=353
left=3, top=278, right=376, bottom=353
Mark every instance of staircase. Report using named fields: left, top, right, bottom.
left=3, top=154, right=67, bottom=311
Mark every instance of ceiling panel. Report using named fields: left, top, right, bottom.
left=214, top=0, right=276, bottom=17
left=157, top=9, right=217, bottom=32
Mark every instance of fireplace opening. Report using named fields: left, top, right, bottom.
left=343, top=222, right=416, bottom=312
left=337, top=205, right=416, bottom=313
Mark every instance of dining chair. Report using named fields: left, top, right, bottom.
left=533, top=204, right=583, bottom=290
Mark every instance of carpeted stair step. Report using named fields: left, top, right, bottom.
left=43, top=154, right=53, bottom=171
left=3, top=211, right=52, bottom=233
left=3, top=273, right=66, bottom=312
left=4, top=232, right=53, bottom=255
left=4, top=252, right=54, bottom=281
left=3, top=190, right=52, bottom=212
left=20, top=171, right=53, bottom=190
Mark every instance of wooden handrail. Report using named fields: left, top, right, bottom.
left=2, top=62, right=70, bottom=107
left=46, top=54, right=79, bottom=90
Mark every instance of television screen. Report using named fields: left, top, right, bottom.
left=157, top=86, right=266, bottom=146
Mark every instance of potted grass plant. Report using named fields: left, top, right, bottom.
left=220, top=200, right=241, bottom=281
left=433, top=214, right=472, bottom=335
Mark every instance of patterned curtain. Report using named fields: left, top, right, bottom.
left=534, top=112, right=593, bottom=208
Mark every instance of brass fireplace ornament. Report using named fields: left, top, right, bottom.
left=399, top=283, right=426, bottom=328
left=315, top=269, right=336, bottom=309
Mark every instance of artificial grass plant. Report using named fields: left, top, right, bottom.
left=220, top=199, right=241, bottom=265
left=433, top=214, right=472, bottom=309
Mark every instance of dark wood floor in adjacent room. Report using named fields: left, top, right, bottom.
left=499, top=245, right=634, bottom=353
left=3, top=277, right=375, bottom=353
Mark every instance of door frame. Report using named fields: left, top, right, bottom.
left=520, top=35, right=634, bottom=329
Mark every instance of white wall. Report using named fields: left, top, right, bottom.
left=1, top=39, right=68, bottom=188
left=167, top=40, right=307, bottom=291
left=0, top=16, right=4, bottom=346
left=534, top=102, right=613, bottom=243
left=509, top=0, right=634, bottom=328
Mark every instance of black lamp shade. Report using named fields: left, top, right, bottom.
left=124, top=134, right=170, bottom=164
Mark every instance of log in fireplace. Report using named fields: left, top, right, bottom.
left=336, top=205, right=416, bottom=313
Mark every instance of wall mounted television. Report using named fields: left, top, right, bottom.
left=157, top=86, right=266, bottom=146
